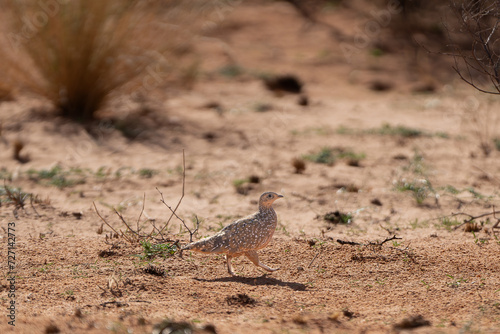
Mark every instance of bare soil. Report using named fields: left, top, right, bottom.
left=1, top=2, right=500, bottom=333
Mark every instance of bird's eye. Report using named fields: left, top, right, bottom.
left=268, top=194, right=272, bottom=198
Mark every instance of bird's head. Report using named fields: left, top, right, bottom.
left=259, top=191, right=283, bottom=209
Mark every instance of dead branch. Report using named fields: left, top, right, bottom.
left=156, top=150, right=186, bottom=236
left=93, top=202, right=133, bottom=243
left=447, top=206, right=500, bottom=233
left=307, top=250, right=322, bottom=268
left=136, top=193, right=146, bottom=232
left=114, top=209, right=140, bottom=239
left=337, top=239, right=362, bottom=246
left=337, top=235, right=402, bottom=247
left=186, top=215, right=200, bottom=243
left=447, top=1, right=500, bottom=94
left=93, top=151, right=190, bottom=245
left=99, top=301, right=128, bottom=308
left=372, top=235, right=402, bottom=246
left=379, top=224, right=396, bottom=235
left=29, top=195, right=40, bottom=217
left=155, top=150, right=200, bottom=243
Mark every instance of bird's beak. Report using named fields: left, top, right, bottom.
left=278, top=194, right=284, bottom=198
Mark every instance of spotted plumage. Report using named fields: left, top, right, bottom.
left=182, top=191, right=283, bottom=276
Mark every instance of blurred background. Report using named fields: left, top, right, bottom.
left=0, top=0, right=485, bottom=124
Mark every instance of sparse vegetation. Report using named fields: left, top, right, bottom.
left=304, top=147, right=337, bottom=165
left=138, top=168, right=158, bottom=179
left=253, top=102, right=273, bottom=112
left=0, top=185, right=31, bottom=209
left=323, top=211, right=352, bottom=225
left=335, top=124, right=450, bottom=139
left=218, top=64, right=244, bottom=78
left=437, top=217, right=462, bottom=231
left=373, top=123, right=423, bottom=138
left=27, top=166, right=86, bottom=189
left=232, top=176, right=260, bottom=195
left=446, top=274, right=468, bottom=288
left=138, top=240, right=177, bottom=260
left=394, top=151, right=438, bottom=205
left=495, top=138, right=500, bottom=151
left=303, top=147, right=365, bottom=166
left=394, top=179, right=434, bottom=205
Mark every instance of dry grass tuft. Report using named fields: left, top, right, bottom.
left=0, top=0, right=218, bottom=122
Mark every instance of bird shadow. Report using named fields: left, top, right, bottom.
left=193, top=275, right=308, bottom=291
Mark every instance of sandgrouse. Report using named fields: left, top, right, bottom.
left=182, top=191, right=283, bottom=276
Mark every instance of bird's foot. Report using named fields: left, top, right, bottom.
left=260, top=264, right=279, bottom=272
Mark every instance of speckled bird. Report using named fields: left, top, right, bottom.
left=182, top=191, right=283, bottom=276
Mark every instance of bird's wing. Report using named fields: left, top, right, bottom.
left=221, top=212, right=259, bottom=233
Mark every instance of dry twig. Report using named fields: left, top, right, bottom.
left=337, top=235, right=402, bottom=247
left=446, top=206, right=500, bottom=233
left=156, top=150, right=200, bottom=242
left=92, top=151, right=191, bottom=244
left=93, top=202, right=133, bottom=243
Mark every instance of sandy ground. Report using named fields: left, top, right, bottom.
left=1, top=2, right=500, bottom=333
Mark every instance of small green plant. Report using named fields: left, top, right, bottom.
left=466, top=187, right=485, bottom=199
left=138, top=241, right=177, bottom=260
left=370, top=48, right=384, bottom=57
left=335, top=125, right=355, bottom=135
left=63, top=290, right=74, bottom=296
left=218, top=64, right=244, bottom=78
left=336, top=124, right=449, bottom=139
left=276, top=222, right=290, bottom=236
left=0, top=168, right=12, bottom=181
left=27, top=166, right=85, bottom=189
left=323, top=211, right=352, bottom=224
left=303, top=147, right=337, bottom=165
left=374, top=123, right=424, bottom=138
left=253, top=102, right=272, bottom=112
left=38, top=263, right=54, bottom=273
left=442, top=185, right=460, bottom=195
left=95, top=166, right=110, bottom=179
left=409, top=219, right=429, bottom=229
left=494, top=138, right=500, bottom=151
left=138, top=168, right=157, bottom=179
left=394, top=150, right=435, bottom=205
left=421, top=280, right=430, bottom=290
left=303, top=147, right=365, bottom=166
left=472, top=231, right=487, bottom=245
left=446, top=274, right=468, bottom=288
left=232, top=178, right=248, bottom=188
left=438, top=217, right=462, bottom=231
left=0, top=185, right=31, bottom=209
left=291, top=126, right=333, bottom=136
left=394, top=179, right=434, bottom=205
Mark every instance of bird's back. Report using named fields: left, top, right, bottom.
left=182, top=208, right=277, bottom=255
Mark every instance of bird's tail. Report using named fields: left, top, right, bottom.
left=181, top=233, right=228, bottom=254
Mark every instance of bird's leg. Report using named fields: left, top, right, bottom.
left=244, top=250, right=279, bottom=272
left=226, top=254, right=237, bottom=276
